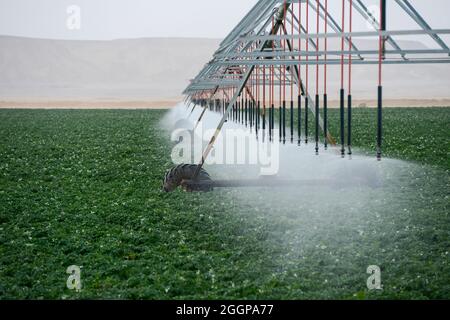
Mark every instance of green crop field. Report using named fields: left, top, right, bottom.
left=0, top=108, right=449, bottom=299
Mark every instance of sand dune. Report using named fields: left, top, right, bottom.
left=0, top=35, right=449, bottom=108
left=0, top=36, right=220, bottom=102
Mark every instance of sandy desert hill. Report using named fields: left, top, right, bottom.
left=0, top=36, right=220, bottom=102
left=0, top=35, right=449, bottom=107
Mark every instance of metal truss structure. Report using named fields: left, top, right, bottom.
left=181, top=0, right=450, bottom=178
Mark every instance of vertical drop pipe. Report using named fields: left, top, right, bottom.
left=241, top=96, right=244, bottom=124
left=236, top=96, right=241, bottom=123
left=315, top=94, right=319, bottom=154
left=235, top=93, right=237, bottom=122
left=279, top=65, right=282, bottom=142
left=247, top=92, right=250, bottom=127
left=298, top=95, right=302, bottom=145
left=232, top=88, right=235, bottom=122
left=377, top=0, right=386, bottom=160
left=298, top=0, right=302, bottom=145
left=238, top=96, right=241, bottom=124
left=270, top=16, right=275, bottom=142
left=290, top=5, right=294, bottom=144
left=269, top=65, right=273, bottom=140
left=231, top=89, right=234, bottom=122
left=290, top=101, right=294, bottom=143
left=252, top=96, right=255, bottom=128
left=282, top=0, right=287, bottom=144
left=340, top=89, right=345, bottom=156
left=230, top=95, right=233, bottom=119
left=282, top=53, right=286, bottom=142
left=253, top=69, right=256, bottom=130
left=257, top=65, right=260, bottom=133
left=347, top=0, right=353, bottom=155
left=245, top=90, right=248, bottom=127
left=282, top=99, right=286, bottom=144
left=271, top=103, right=275, bottom=141
left=250, top=75, right=254, bottom=130
left=339, top=0, right=346, bottom=157
left=257, top=101, right=260, bottom=135
left=315, top=0, right=320, bottom=155
left=323, top=0, right=328, bottom=149
left=237, top=96, right=240, bottom=123
left=263, top=65, right=266, bottom=132
left=305, top=0, right=309, bottom=144
left=256, top=65, right=260, bottom=136
left=226, top=93, right=230, bottom=121
left=270, top=65, right=274, bottom=141
left=255, top=74, right=257, bottom=132
left=238, top=98, right=241, bottom=123
left=251, top=98, right=254, bottom=129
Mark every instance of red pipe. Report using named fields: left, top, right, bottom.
left=290, top=6, right=294, bottom=100
left=378, top=1, right=383, bottom=86
left=341, top=0, right=345, bottom=90
left=298, top=0, right=302, bottom=93
left=306, top=0, right=309, bottom=95
left=349, top=0, right=353, bottom=94
left=263, top=65, right=266, bottom=108
left=324, top=0, right=327, bottom=94
left=283, top=0, right=287, bottom=102
left=316, top=0, right=320, bottom=94
left=271, top=16, right=275, bottom=106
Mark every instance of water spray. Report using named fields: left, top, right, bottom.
left=164, top=0, right=450, bottom=192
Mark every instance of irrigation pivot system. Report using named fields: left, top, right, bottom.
left=164, top=0, right=450, bottom=192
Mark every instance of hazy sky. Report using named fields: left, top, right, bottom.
left=0, top=0, right=256, bottom=39
left=0, top=0, right=449, bottom=40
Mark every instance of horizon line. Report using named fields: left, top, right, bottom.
left=0, top=34, right=224, bottom=42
